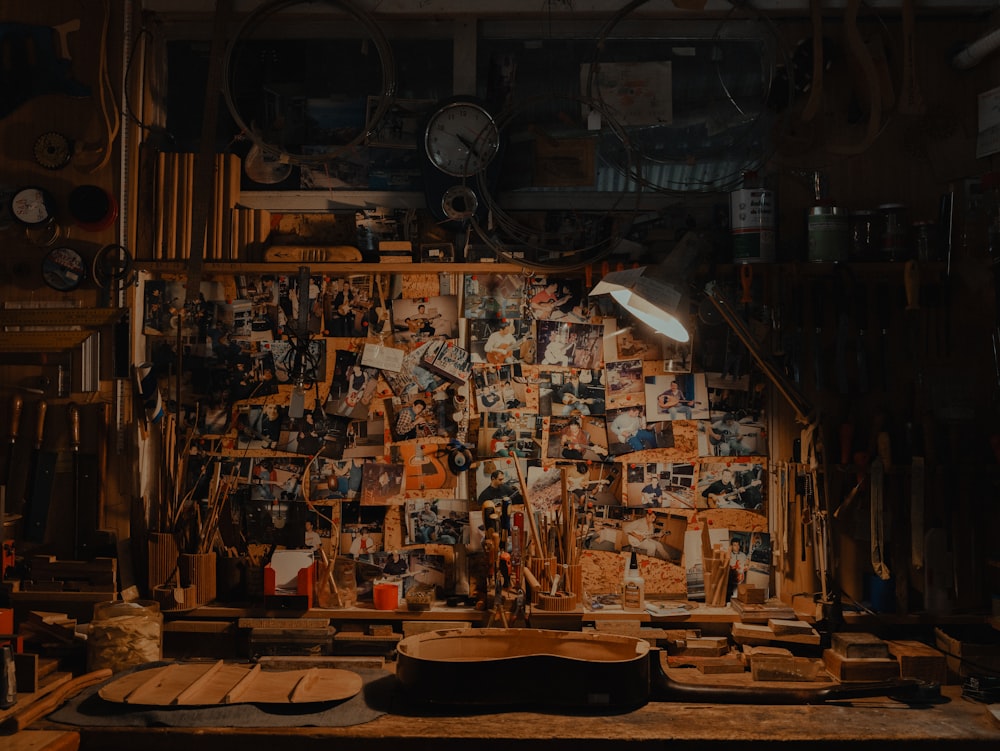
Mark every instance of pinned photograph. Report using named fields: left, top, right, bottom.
left=605, top=357, right=645, bottom=409
left=645, top=373, right=708, bottom=422
left=327, top=349, right=379, bottom=419
left=604, top=321, right=662, bottom=362
left=546, top=415, right=610, bottom=462
left=697, top=461, right=766, bottom=511
left=538, top=368, right=606, bottom=416
left=405, top=498, right=470, bottom=546
left=469, top=318, right=534, bottom=365
left=360, top=462, right=405, bottom=505
left=624, top=462, right=697, bottom=509
left=536, top=320, right=604, bottom=369
left=479, top=411, right=542, bottom=459
left=606, top=405, right=659, bottom=455
left=392, top=441, right=457, bottom=492
left=526, top=276, right=588, bottom=321
left=463, top=273, right=525, bottom=320
left=308, top=457, right=367, bottom=501
left=390, top=295, right=459, bottom=345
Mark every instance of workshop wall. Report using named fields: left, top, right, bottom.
left=1, top=1, right=998, bottom=617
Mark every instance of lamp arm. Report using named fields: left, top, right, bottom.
left=703, top=280, right=814, bottom=427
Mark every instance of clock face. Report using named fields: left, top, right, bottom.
left=11, top=187, right=53, bottom=226
left=424, top=101, right=500, bottom=177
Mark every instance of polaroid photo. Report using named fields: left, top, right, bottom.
left=390, top=295, right=459, bottom=345
left=536, top=319, right=604, bottom=370
left=468, top=318, right=534, bottom=365
left=541, top=368, right=606, bottom=416
left=624, top=461, right=697, bottom=509
left=546, top=414, right=610, bottom=462
left=604, top=357, right=645, bottom=409
left=463, top=273, right=526, bottom=320
left=644, top=372, right=709, bottom=423
left=696, top=460, right=766, bottom=511
left=360, top=461, right=405, bottom=505
left=405, top=498, right=470, bottom=546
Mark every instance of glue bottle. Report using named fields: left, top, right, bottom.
left=622, top=551, right=645, bottom=612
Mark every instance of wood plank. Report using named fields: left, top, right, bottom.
left=823, top=649, right=900, bottom=682
left=100, top=663, right=362, bottom=706
left=887, top=639, right=947, bottom=684
left=831, top=632, right=890, bottom=659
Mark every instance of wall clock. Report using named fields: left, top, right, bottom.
left=420, top=97, right=503, bottom=228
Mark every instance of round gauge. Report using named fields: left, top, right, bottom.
left=33, top=131, right=73, bottom=170
left=423, top=100, right=500, bottom=177
left=42, top=246, right=87, bottom=291
left=10, top=186, right=55, bottom=227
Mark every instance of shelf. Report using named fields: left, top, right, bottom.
left=134, top=261, right=531, bottom=275
left=0, top=308, right=124, bottom=328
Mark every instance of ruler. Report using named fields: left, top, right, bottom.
left=0, top=308, right=123, bottom=328
left=0, top=331, right=93, bottom=352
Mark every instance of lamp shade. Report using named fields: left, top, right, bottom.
left=589, top=266, right=689, bottom=342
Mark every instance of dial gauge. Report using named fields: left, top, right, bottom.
left=10, top=187, right=55, bottom=227
left=423, top=100, right=500, bottom=177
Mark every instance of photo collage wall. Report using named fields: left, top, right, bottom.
left=140, top=268, right=771, bottom=603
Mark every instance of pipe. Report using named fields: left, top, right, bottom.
left=952, top=26, right=1000, bottom=69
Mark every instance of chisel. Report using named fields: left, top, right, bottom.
left=23, top=400, right=53, bottom=544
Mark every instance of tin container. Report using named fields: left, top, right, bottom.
left=808, top=205, right=849, bottom=262
left=730, top=188, right=776, bottom=263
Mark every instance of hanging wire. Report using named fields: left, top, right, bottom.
left=469, top=92, right=642, bottom=271
left=221, top=0, right=396, bottom=167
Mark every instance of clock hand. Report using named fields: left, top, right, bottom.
left=456, top=133, right=480, bottom=157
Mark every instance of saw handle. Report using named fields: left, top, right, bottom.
left=904, top=260, right=920, bottom=311
left=33, top=400, right=48, bottom=450
left=68, top=403, right=80, bottom=452
left=8, top=394, right=23, bottom=444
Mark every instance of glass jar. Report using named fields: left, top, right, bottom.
left=849, top=209, right=879, bottom=260
left=912, top=220, right=940, bottom=261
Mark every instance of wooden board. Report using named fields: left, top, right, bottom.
left=98, top=661, right=362, bottom=706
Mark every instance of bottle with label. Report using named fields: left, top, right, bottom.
left=622, top=551, right=645, bottom=612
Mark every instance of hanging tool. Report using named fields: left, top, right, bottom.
left=829, top=0, right=883, bottom=155
left=898, top=0, right=926, bottom=115
left=2, top=395, right=23, bottom=577
left=800, top=0, right=825, bottom=123
left=68, top=402, right=82, bottom=558
left=870, top=456, right=890, bottom=581
left=811, top=277, right=826, bottom=392
left=22, top=400, right=53, bottom=544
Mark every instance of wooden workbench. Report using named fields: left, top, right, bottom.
left=41, top=679, right=1000, bottom=751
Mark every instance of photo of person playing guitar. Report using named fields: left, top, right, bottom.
left=700, top=467, right=763, bottom=509
left=657, top=379, right=700, bottom=420
left=483, top=321, right=519, bottom=365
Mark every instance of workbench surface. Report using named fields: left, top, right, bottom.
left=50, top=683, right=999, bottom=751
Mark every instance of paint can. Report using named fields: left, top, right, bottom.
left=730, top=187, right=776, bottom=263
left=807, top=205, right=849, bottom=262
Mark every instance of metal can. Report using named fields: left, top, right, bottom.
left=807, top=205, right=849, bottom=262
left=730, top=188, right=776, bottom=263
left=878, top=203, right=908, bottom=261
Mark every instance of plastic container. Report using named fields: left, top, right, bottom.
left=730, top=173, right=776, bottom=263
left=622, top=551, right=645, bottom=612
left=87, top=600, right=163, bottom=673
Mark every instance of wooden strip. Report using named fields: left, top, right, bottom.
left=154, top=150, right=166, bottom=260
left=123, top=662, right=183, bottom=704
left=164, top=152, right=178, bottom=260
left=222, top=662, right=261, bottom=704
left=172, top=660, right=225, bottom=705
left=287, top=668, right=319, bottom=702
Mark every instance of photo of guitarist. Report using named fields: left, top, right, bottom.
left=483, top=321, right=519, bottom=365
left=657, top=380, right=698, bottom=420
left=705, top=413, right=751, bottom=456
left=701, top=467, right=763, bottom=509
left=555, top=371, right=605, bottom=415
